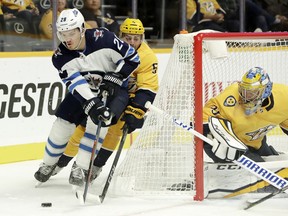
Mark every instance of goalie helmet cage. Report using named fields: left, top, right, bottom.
left=110, top=31, right=288, bottom=201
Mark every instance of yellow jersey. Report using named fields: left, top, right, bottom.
left=187, top=0, right=225, bottom=21
left=2, top=0, right=36, bottom=11
left=128, top=41, right=158, bottom=105
left=203, top=83, right=288, bottom=149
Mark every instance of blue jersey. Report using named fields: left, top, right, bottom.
left=52, top=28, right=140, bottom=103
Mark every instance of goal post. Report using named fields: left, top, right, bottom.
left=110, top=31, right=288, bottom=201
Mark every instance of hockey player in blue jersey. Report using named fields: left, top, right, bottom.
left=34, top=8, right=140, bottom=183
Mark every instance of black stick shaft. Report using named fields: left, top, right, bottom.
left=99, top=125, right=129, bottom=203
left=244, top=185, right=288, bottom=210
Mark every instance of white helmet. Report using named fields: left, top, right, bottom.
left=56, top=8, right=85, bottom=41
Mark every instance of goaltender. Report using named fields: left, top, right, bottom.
left=203, top=67, right=288, bottom=163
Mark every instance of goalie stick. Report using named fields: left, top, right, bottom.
left=244, top=184, right=288, bottom=210
left=145, top=102, right=288, bottom=197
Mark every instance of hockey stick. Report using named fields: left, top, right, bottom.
left=97, top=124, right=129, bottom=203
left=145, top=102, right=288, bottom=195
left=81, top=91, right=109, bottom=203
left=244, top=184, right=288, bottom=210
left=76, top=124, right=129, bottom=204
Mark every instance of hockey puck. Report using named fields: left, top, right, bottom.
left=41, top=202, right=52, bottom=207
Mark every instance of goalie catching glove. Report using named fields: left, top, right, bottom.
left=208, top=116, right=248, bottom=162
left=122, top=102, right=146, bottom=133
left=100, top=72, right=123, bottom=97
left=83, top=97, right=112, bottom=125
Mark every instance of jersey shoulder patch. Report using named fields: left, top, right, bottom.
left=223, top=95, right=236, bottom=107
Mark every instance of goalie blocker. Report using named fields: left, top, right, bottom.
left=206, top=117, right=247, bottom=162
left=205, top=117, right=279, bottom=163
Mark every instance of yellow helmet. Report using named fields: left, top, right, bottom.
left=120, top=18, right=145, bottom=35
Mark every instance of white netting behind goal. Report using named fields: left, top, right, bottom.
left=110, top=33, right=198, bottom=198
left=110, top=31, right=288, bottom=200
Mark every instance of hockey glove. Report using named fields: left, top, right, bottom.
left=208, top=116, right=248, bottom=162
left=100, top=72, right=123, bottom=97
left=122, top=103, right=146, bottom=134
left=211, top=138, right=247, bottom=162
left=83, top=97, right=111, bottom=125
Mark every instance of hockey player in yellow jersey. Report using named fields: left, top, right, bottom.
left=203, top=67, right=286, bottom=163
left=53, top=18, right=159, bottom=186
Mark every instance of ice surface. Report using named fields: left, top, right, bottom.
left=1, top=157, right=287, bottom=216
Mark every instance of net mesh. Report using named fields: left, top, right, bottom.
left=110, top=32, right=288, bottom=199
left=110, top=33, right=197, bottom=197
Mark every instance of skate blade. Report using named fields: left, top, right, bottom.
left=35, top=181, right=43, bottom=188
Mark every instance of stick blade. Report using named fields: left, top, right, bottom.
left=243, top=201, right=254, bottom=210
left=75, top=189, right=102, bottom=205
left=75, top=190, right=85, bottom=205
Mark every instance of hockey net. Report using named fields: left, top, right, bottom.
left=110, top=31, right=288, bottom=201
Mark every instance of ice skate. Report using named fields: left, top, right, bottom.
left=69, top=161, right=85, bottom=186
left=90, top=165, right=102, bottom=183
left=52, top=165, right=63, bottom=176
left=34, top=163, right=56, bottom=183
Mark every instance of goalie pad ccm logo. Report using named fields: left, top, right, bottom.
left=238, top=156, right=288, bottom=189
left=217, top=164, right=241, bottom=170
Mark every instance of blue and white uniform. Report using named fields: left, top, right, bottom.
left=52, top=27, right=139, bottom=103
left=43, top=28, right=140, bottom=169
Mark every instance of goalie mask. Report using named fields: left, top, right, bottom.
left=238, top=67, right=273, bottom=116
left=56, top=8, right=85, bottom=50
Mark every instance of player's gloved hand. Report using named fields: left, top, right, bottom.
left=83, top=97, right=111, bottom=125
left=100, top=72, right=123, bottom=97
left=211, top=138, right=247, bottom=162
left=122, top=103, right=146, bottom=134
left=208, top=116, right=248, bottom=162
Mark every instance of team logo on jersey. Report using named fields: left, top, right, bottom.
left=245, top=125, right=276, bottom=141
left=93, top=29, right=104, bottom=41
left=224, top=96, right=236, bottom=107
left=84, top=72, right=103, bottom=90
